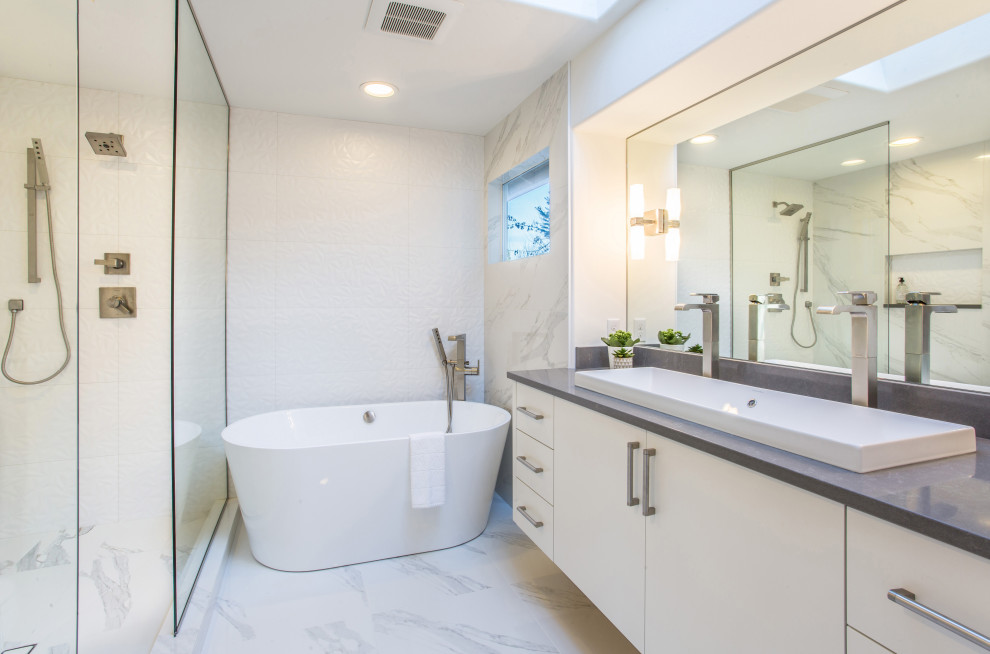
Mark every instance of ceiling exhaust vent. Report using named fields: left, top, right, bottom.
left=365, top=0, right=462, bottom=43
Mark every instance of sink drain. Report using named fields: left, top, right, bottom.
left=747, top=399, right=757, bottom=408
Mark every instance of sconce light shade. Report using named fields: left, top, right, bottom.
left=631, top=224, right=646, bottom=260
left=629, top=184, right=645, bottom=218
left=666, top=187, right=681, bottom=222
left=665, top=227, right=680, bottom=262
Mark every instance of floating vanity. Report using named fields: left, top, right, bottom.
left=509, top=367, right=990, bottom=654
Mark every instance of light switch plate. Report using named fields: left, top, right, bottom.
left=633, top=318, right=646, bottom=342
left=606, top=318, right=620, bottom=335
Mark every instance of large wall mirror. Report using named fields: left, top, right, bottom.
left=627, top=6, right=990, bottom=392
left=172, top=0, right=229, bottom=629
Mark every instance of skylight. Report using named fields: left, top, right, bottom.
left=502, top=0, right=623, bottom=20
left=838, top=12, right=990, bottom=92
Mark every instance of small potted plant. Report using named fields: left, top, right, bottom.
left=601, top=330, right=641, bottom=369
left=688, top=343, right=703, bottom=354
left=612, top=347, right=634, bottom=369
left=658, top=329, right=691, bottom=352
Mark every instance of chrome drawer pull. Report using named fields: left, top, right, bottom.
left=517, top=407, right=544, bottom=420
left=642, top=448, right=656, bottom=516
left=626, top=442, right=640, bottom=507
left=516, top=505, right=544, bottom=528
left=888, top=588, right=990, bottom=651
left=516, top=455, right=544, bottom=474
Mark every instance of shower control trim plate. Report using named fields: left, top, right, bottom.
left=99, top=287, right=137, bottom=318
left=94, top=252, right=130, bottom=275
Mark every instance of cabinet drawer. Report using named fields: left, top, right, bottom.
left=847, top=628, right=894, bottom=653
left=514, top=384, right=554, bottom=447
left=513, top=429, right=554, bottom=504
left=513, top=478, right=553, bottom=559
left=848, top=509, right=990, bottom=654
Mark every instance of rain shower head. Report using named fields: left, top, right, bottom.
left=772, top=201, right=804, bottom=216
left=85, top=132, right=127, bottom=157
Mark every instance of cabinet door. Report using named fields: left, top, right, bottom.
left=644, top=434, right=845, bottom=654
left=554, top=400, right=647, bottom=651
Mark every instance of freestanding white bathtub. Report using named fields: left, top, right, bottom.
left=222, top=400, right=510, bottom=572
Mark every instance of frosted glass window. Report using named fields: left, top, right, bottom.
left=502, top=159, right=550, bottom=261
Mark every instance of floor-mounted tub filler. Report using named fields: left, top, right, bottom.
left=222, top=400, right=510, bottom=571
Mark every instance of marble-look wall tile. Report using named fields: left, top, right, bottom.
left=484, top=65, right=569, bottom=501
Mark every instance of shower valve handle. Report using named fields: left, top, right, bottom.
left=106, top=295, right=132, bottom=314
left=94, top=257, right=125, bottom=269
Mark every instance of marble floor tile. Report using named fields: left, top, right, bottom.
left=201, top=496, right=636, bottom=654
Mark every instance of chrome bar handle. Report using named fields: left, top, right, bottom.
left=626, top=442, right=640, bottom=506
left=888, top=588, right=990, bottom=651
left=642, top=448, right=656, bottom=516
left=516, top=505, right=543, bottom=528
left=517, top=407, right=544, bottom=421
left=515, top=455, right=543, bottom=474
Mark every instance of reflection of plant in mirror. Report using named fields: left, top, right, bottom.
left=612, top=347, right=634, bottom=358
left=601, top=330, right=641, bottom=347
left=658, top=329, right=690, bottom=345
left=688, top=344, right=703, bottom=354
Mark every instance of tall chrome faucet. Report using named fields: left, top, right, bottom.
left=904, top=292, right=957, bottom=384
left=674, top=293, right=719, bottom=378
left=447, top=334, right=479, bottom=401
left=747, top=293, right=790, bottom=362
left=817, top=291, right=878, bottom=408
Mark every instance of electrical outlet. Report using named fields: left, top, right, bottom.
left=633, top=318, right=646, bottom=342
left=606, top=318, right=620, bottom=335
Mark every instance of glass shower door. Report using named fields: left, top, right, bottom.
left=0, top=1, right=80, bottom=651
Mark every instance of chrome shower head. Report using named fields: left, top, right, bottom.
left=85, top=132, right=127, bottom=157
left=772, top=201, right=804, bottom=216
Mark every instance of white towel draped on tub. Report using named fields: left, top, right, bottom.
left=410, top=432, right=446, bottom=508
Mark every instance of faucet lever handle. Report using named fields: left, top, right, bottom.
left=837, top=290, right=877, bottom=305
left=905, top=291, right=941, bottom=305
left=690, top=292, right=720, bottom=303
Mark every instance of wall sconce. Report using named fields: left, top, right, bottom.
left=628, top=186, right=681, bottom=261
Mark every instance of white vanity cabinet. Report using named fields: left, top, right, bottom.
left=554, top=400, right=647, bottom=650
left=643, top=434, right=845, bottom=653
left=847, top=509, right=990, bottom=653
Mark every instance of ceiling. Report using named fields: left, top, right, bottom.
left=190, top=0, right=639, bottom=135
left=672, top=12, right=990, bottom=181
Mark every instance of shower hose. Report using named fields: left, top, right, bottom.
left=2, top=189, right=72, bottom=385
left=789, top=232, right=818, bottom=349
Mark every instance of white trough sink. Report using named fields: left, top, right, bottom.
left=574, top=367, right=976, bottom=473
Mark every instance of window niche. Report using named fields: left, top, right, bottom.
left=488, top=148, right=550, bottom=263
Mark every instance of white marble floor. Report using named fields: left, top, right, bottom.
left=201, top=497, right=638, bottom=654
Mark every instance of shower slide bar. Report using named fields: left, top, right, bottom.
left=24, top=138, right=50, bottom=284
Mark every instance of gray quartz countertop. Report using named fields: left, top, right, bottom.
left=508, top=368, right=990, bottom=561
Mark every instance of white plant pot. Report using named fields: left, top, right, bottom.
left=613, top=356, right=634, bottom=369
left=607, top=346, right=635, bottom=368
left=659, top=343, right=687, bottom=352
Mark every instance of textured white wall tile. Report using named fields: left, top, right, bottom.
left=79, top=87, right=118, bottom=162
left=229, top=108, right=277, bottom=174
left=115, top=234, right=172, bottom=310
left=409, top=129, right=484, bottom=190
left=117, top=308, right=171, bottom=382
left=0, top=384, right=76, bottom=466
left=79, top=159, right=119, bottom=236
left=118, top=451, right=172, bottom=521
left=173, top=308, right=225, bottom=380
left=175, top=101, right=228, bottom=172
left=173, top=167, right=228, bottom=239
left=409, top=187, right=484, bottom=249
left=118, top=93, right=174, bottom=168
left=0, top=152, right=25, bottom=232
left=0, top=459, right=76, bottom=538
left=227, top=376, right=276, bottom=424
left=79, top=382, right=118, bottom=460
left=325, top=244, right=410, bottom=309
left=411, top=246, right=483, bottom=308
left=0, top=77, right=77, bottom=158
left=118, top=380, right=172, bottom=455
left=276, top=113, right=410, bottom=183
left=273, top=241, right=335, bottom=309
left=79, top=456, right=118, bottom=526
left=79, top=309, right=117, bottom=384
left=173, top=237, right=226, bottom=309
left=227, top=172, right=277, bottom=241
left=0, top=306, right=77, bottom=387
left=118, top=163, right=173, bottom=238
left=227, top=239, right=277, bottom=308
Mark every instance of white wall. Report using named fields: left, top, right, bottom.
left=226, top=108, right=485, bottom=426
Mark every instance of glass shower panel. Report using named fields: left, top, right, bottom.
left=172, top=0, right=229, bottom=630
left=730, top=124, right=890, bottom=371
left=0, top=1, right=79, bottom=652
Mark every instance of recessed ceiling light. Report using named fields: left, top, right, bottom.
left=841, top=159, right=866, bottom=166
left=361, top=81, right=396, bottom=98
left=689, top=134, right=717, bottom=145
left=889, top=137, right=921, bottom=147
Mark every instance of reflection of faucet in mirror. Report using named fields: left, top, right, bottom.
left=817, top=291, right=878, bottom=408
left=748, top=293, right=790, bottom=362
left=675, top=293, right=719, bottom=378
left=904, top=292, right=957, bottom=384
